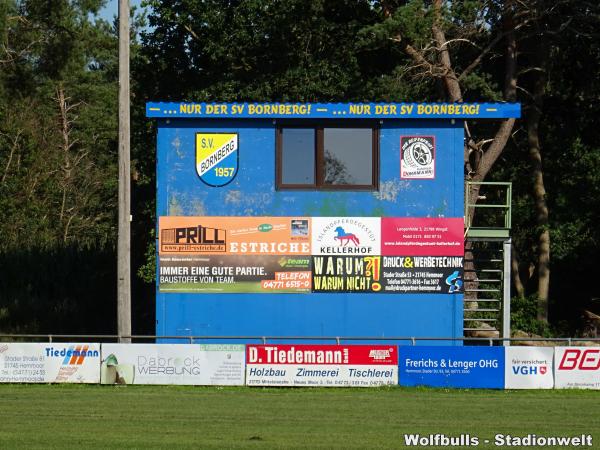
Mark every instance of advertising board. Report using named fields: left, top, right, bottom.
left=504, top=347, right=554, bottom=389
left=400, top=136, right=436, bottom=179
left=311, top=217, right=381, bottom=256
left=554, top=347, right=600, bottom=389
left=158, top=216, right=311, bottom=293
left=100, top=344, right=245, bottom=385
left=380, top=218, right=464, bottom=294
left=380, top=218, right=463, bottom=256
left=246, top=344, right=398, bottom=387
left=312, top=255, right=383, bottom=293
left=399, top=346, right=504, bottom=388
left=0, top=343, right=100, bottom=383
left=158, top=216, right=463, bottom=294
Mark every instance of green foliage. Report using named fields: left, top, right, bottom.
left=0, top=0, right=119, bottom=250
left=0, top=0, right=124, bottom=333
left=488, top=0, right=600, bottom=329
left=136, top=228, right=156, bottom=284
left=359, top=0, right=431, bottom=49
left=139, top=0, right=406, bottom=102
left=0, top=244, right=117, bottom=334
left=511, top=295, right=553, bottom=337
left=0, top=0, right=599, bottom=336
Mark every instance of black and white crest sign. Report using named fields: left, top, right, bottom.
left=400, top=136, right=435, bottom=179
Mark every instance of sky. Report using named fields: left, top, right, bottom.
left=98, top=0, right=145, bottom=23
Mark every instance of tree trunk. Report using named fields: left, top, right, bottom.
left=511, top=242, right=526, bottom=298
left=432, top=0, right=462, bottom=103
left=57, top=87, right=71, bottom=229
left=520, top=5, right=551, bottom=322
left=527, top=64, right=550, bottom=323
left=384, top=0, right=519, bottom=333
left=1, top=131, right=21, bottom=184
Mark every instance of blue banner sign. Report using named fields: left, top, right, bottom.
left=146, top=102, right=520, bottom=120
left=399, top=346, right=505, bottom=389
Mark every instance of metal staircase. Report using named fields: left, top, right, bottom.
left=464, top=182, right=512, bottom=345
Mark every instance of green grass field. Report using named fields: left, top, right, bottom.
left=0, top=385, right=598, bottom=449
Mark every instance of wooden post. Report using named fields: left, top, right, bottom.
left=117, top=0, right=131, bottom=343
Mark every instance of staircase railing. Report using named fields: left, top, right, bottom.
left=465, top=181, right=512, bottom=238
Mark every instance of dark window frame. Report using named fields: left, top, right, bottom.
left=275, top=120, right=380, bottom=191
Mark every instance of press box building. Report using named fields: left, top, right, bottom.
left=147, top=102, right=520, bottom=342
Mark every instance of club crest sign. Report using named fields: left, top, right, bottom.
left=196, top=133, right=239, bottom=187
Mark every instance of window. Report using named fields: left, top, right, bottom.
left=276, top=123, right=379, bottom=190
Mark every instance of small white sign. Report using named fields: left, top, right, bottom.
left=311, top=217, right=381, bottom=256
left=554, top=347, right=600, bottom=389
left=504, top=347, right=554, bottom=389
left=0, top=343, right=100, bottom=384
left=400, top=136, right=436, bottom=179
left=100, top=344, right=245, bottom=385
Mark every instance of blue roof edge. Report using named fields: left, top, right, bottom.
left=146, top=102, right=520, bottom=120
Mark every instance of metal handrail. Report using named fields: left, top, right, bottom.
left=465, top=181, right=512, bottom=229
left=1, top=334, right=599, bottom=347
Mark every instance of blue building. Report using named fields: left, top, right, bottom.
left=147, top=102, right=520, bottom=343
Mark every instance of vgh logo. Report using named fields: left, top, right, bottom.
left=512, top=365, right=547, bottom=375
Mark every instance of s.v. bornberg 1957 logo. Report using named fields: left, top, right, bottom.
left=196, top=132, right=239, bottom=187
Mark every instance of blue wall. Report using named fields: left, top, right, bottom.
left=156, top=118, right=464, bottom=341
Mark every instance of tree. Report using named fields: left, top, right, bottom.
left=360, top=0, right=518, bottom=209
left=0, top=0, right=121, bottom=333
left=0, top=0, right=119, bottom=249
left=502, top=0, right=600, bottom=329
left=139, top=0, right=384, bottom=102
left=324, top=150, right=354, bottom=185
left=0, top=0, right=597, bottom=336
left=357, top=1, right=519, bottom=319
